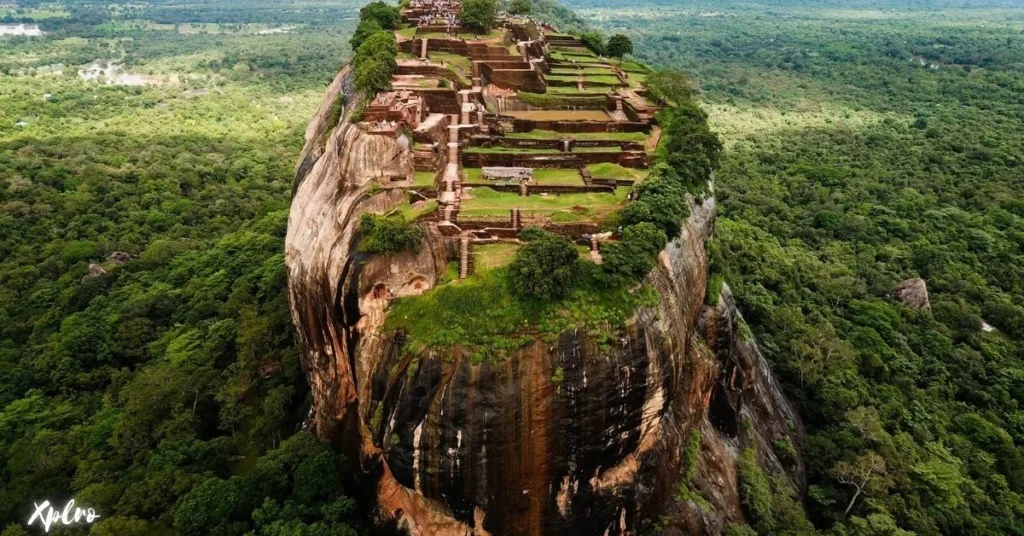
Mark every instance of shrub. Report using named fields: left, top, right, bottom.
left=357, top=214, right=425, bottom=255
left=517, top=226, right=550, bottom=242
left=508, top=234, right=580, bottom=299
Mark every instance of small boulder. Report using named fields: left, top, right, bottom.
left=83, top=263, right=107, bottom=282
left=107, top=251, right=132, bottom=265
left=895, top=277, right=931, bottom=311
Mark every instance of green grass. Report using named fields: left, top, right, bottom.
left=542, top=87, right=610, bottom=95
left=459, top=186, right=629, bottom=218
left=464, top=146, right=561, bottom=154
left=473, top=242, right=520, bottom=272
left=503, top=110, right=611, bottom=121
left=384, top=266, right=659, bottom=363
left=532, top=168, right=584, bottom=185
left=582, top=75, right=623, bottom=85
left=429, top=51, right=472, bottom=71
left=395, top=199, right=437, bottom=221
left=587, top=163, right=650, bottom=181
left=545, top=74, right=583, bottom=83
left=550, top=67, right=618, bottom=76
left=572, top=146, right=623, bottom=153
left=505, top=130, right=647, bottom=142
left=516, top=91, right=607, bottom=109
left=413, top=170, right=437, bottom=187
left=395, top=26, right=417, bottom=39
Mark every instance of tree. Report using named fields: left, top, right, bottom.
left=606, top=34, right=633, bottom=59
left=599, top=222, right=667, bottom=286
left=460, top=0, right=498, bottom=33
left=579, top=30, right=605, bottom=56
left=645, top=68, right=695, bottom=105
left=832, top=452, right=891, bottom=517
left=350, top=18, right=382, bottom=51
left=508, top=234, right=580, bottom=300
left=353, top=31, right=398, bottom=95
left=508, top=0, right=531, bottom=15
left=359, top=1, right=401, bottom=29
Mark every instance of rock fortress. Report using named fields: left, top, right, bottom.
left=285, top=1, right=805, bottom=534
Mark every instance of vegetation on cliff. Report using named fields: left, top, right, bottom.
left=357, top=214, right=425, bottom=255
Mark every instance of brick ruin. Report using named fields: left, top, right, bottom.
left=359, top=0, right=662, bottom=279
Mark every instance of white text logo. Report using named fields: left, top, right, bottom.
left=27, top=500, right=100, bottom=533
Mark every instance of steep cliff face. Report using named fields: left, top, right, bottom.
left=286, top=70, right=804, bottom=535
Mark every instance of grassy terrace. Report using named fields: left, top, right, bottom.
left=473, top=242, right=520, bottom=272
left=550, top=67, right=618, bottom=75
left=541, top=87, right=609, bottom=95
left=533, top=168, right=585, bottom=185
left=384, top=267, right=658, bottom=363
left=505, top=130, right=648, bottom=142
left=502, top=110, right=612, bottom=121
left=458, top=186, right=629, bottom=219
left=413, top=170, right=437, bottom=187
left=429, top=51, right=472, bottom=70
left=587, top=163, right=650, bottom=181
left=463, top=146, right=562, bottom=154
left=396, top=199, right=438, bottom=221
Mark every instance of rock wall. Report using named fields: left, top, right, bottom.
left=287, top=64, right=805, bottom=536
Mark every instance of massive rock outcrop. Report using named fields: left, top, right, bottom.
left=286, top=69, right=804, bottom=536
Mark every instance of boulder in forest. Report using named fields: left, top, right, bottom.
left=895, top=277, right=931, bottom=310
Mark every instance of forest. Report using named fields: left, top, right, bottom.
left=0, top=1, right=370, bottom=534
left=1, top=0, right=1022, bottom=534
left=567, top=0, right=1024, bottom=534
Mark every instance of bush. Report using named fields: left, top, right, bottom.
left=517, top=226, right=550, bottom=242
left=460, top=0, right=498, bottom=33
left=357, top=214, right=425, bottom=255
left=508, top=234, right=580, bottom=299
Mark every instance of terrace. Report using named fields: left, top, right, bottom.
left=367, top=1, right=659, bottom=280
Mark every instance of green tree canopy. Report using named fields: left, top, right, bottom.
left=460, top=0, right=498, bottom=33
left=509, top=0, right=532, bottom=15
left=353, top=30, right=398, bottom=94
left=508, top=233, right=581, bottom=300
left=359, top=1, right=402, bottom=29
left=606, top=33, right=634, bottom=58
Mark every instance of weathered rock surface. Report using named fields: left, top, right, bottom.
left=287, top=70, right=804, bottom=536
left=895, top=277, right=931, bottom=311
